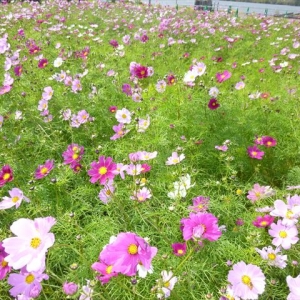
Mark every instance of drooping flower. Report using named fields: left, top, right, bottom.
left=0, top=188, right=30, bottom=210
left=287, top=275, right=300, bottom=300
left=35, top=160, right=54, bottom=180
left=216, top=70, right=232, bottom=83
left=0, top=165, right=14, bottom=187
left=247, top=145, right=264, bottom=160
left=228, top=261, right=266, bottom=299
left=269, top=220, right=299, bottom=250
left=171, top=243, right=186, bottom=256
left=156, top=270, right=177, bottom=299
left=8, top=267, right=49, bottom=298
left=252, top=215, right=274, bottom=228
left=3, top=217, right=56, bottom=272
left=255, top=246, right=287, bottom=269
left=88, top=156, right=117, bottom=185
left=188, top=196, right=209, bottom=213
left=165, top=152, right=185, bottom=165
left=180, top=212, right=222, bottom=243
left=63, top=282, right=78, bottom=295
left=208, top=98, right=220, bottom=110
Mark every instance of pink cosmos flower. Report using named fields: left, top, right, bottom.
left=35, top=160, right=54, bottom=179
left=91, top=260, right=118, bottom=284
left=247, top=183, right=275, bottom=203
left=3, top=217, right=56, bottom=272
left=228, top=261, right=266, bottom=299
left=98, top=181, right=115, bottom=204
left=14, top=65, right=23, bottom=77
left=131, top=187, right=152, bottom=202
left=72, top=79, right=82, bottom=93
left=62, top=144, right=84, bottom=166
left=255, top=246, right=287, bottom=269
left=216, top=70, right=232, bottom=83
left=0, top=242, right=11, bottom=280
left=171, top=243, right=186, bottom=256
left=88, top=156, right=117, bottom=185
left=180, top=212, right=222, bottom=243
left=165, top=152, right=185, bottom=165
left=109, top=106, right=117, bottom=113
left=269, top=220, right=299, bottom=249
left=141, top=163, right=151, bottom=173
left=8, top=267, right=49, bottom=298
left=247, top=145, right=264, bottom=160
left=109, top=39, right=119, bottom=48
left=0, top=85, right=12, bottom=95
left=270, top=199, right=300, bottom=226
left=208, top=98, right=220, bottom=110
left=0, top=165, right=14, bottom=187
left=126, top=164, right=143, bottom=176
left=77, top=110, right=89, bottom=124
left=215, top=145, right=228, bottom=152
left=122, top=84, right=132, bottom=96
left=0, top=188, right=30, bottom=210
left=113, top=163, right=127, bottom=180
left=99, top=232, right=157, bottom=277
left=262, top=136, right=277, bottom=147
left=188, top=196, right=210, bottom=213
left=235, top=81, right=245, bottom=90
left=110, top=123, right=130, bottom=140
left=252, top=215, right=274, bottom=228
left=38, top=58, right=48, bottom=69
left=287, top=275, right=300, bottom=300
left=42, top=86, right=53, bottom=101
left=79, top=280, right=93, bottom=300
left=63, top=282, right=78, bottom=295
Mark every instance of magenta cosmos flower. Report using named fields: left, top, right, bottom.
left=252, top=215, right=274, bottom=228
left=171, top=243, right=186, bottom=256
left=188, top=196, right=209, bottom=213
left=247, top=145, right=264, bottom=160
left=262, top=136, right=277, bottom=147
left=91, top=260, right=118, bottom=285
left=62, top=144, right=84, bottom=166
left=38, top=58, right=48, bottom=69
left=0, top=242, right=11, bottom=280
left=228, top=261, right=266, bottom=300
left=0, top=165, right=13, bottom=187
left=35, top=159, right=54, bottom=179
left=208, top=98, right=220, bottom=110
left=216, top=70, right=231, bottom=83
left=3, top=217, right=56, bottom=272
left=88, top=156, right=117, bottom=185
left=99, top=232, right=157, bottom=277
left=180, top=212, right=222, bottom=243
left=0, top=187, right=30, bottom=210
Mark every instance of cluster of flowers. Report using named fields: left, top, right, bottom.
left=155, top=74, right=176, bottom=93
left=62, top=143, right=85, bottom=173
left=167, top=174, right=194, bottom=199
left=37, top=86, right=54, bottom=122
left=0, top=217, right=56, bottom=298
left=129, top=61, right=154, bottom=79
left=88, top=151, right=157, bottom=204
left=183, top=60, right=206, bottom=86
left=247, top=135, right=277, bottom=160
left=121, top=83, right=143, bottom=102
left=61, top=108, right=93, bottom=128
left=92, top=232, right=157, bottom=283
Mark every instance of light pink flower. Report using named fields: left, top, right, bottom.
left=131, top=187, right=152, bottom=202
left=165, top=152, right=185, bottom=165
left=0, top=188, right=30, bottom=210
left=98, top=181, right=115, bottom=204
left=247, top=183, right=275, bottom=203
left=287, top=275, right=300, bottom=300
left=3, top=217, right=56, bottom=272
left=255, top=246, right=287, bottom=269
left=115, top=108, right=131, bottom=124
left=270, top=199, right=300, bottom=226
left=42, top=87, right=53, bottom=101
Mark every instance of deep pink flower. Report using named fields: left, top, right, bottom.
left=228, top=261, right=266, bottom=299
left=171, top=243, right=186, bottom=256
left=99, top=232, right=157, bottom=277
left=180, top=212, right=222, bottom=243
left=252, top=215, right=274, bottom=228
left=0, top=165, right=13, bottom=187
left=247, top=145, right=264, bottom=160
left=208, top=98, right=220, bottom=110
left=38, top=58, right=48, bottom=69
left=262, top=136, right=277, bottom=147
left=141, top=163, right=151, bottom=173
left=88, top=156, right=117, bottom=185
left=109, top=106, right=117, bottom=113
left=71, top=163, right=82, bottom=173
left=35, top=160, right=54, bottom=179
left=3, top=217, right=56, bottom=272
left=0, top=242, right=11, bottom=280
left=216, top=70, right=231, bottom=83
left=122, top=83, right=132, bottom=96
left=29, top=45, right=41, bottom=55
left=14, top=65, right=23, bottom=77
left=91, top=260, right=118, bottom=284
left=135, top=65, right=148, bottom=79
left=167, top=74, right=176, bottom=85
left=62, top=144, right=84, bottom=166
left=140, top=34, right=149, bottom=43
left=109, top=39, right=119, bottom=48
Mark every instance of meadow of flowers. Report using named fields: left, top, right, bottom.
left=1, top=0, right=300, bottom=299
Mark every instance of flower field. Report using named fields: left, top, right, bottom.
left=1, top=0, right=300, bottom=299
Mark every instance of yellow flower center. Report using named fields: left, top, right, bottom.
left=106, top=190, right=111, bottom=196
left=138, top=196, right=144, bottom=201
left=122, top=114, right=127, bottom=119
left=260, top=221, right=268, bottom=226
left=40, top=167, right=48, bottom=175
left=236, top=189, right=243, bottom=195
left=3, top=173, right=10, bottom=180
left=242, top=275, right=252, bottom=286
left=177, top=249, right=184, bottom=254
left=72, top=153, right=79, bottom=160
left=286, top=210, right=293, bottom=219
left=164, top=281, right=170, bottom=288
left=1, top=260, right=8, bottom=267
left=172, top=158, right=179, bottom=163
left=99, top=167, right=107, bottom=175
left=106, top=265, right=113, bottom=274
left=251, top=151, right=257, bottom=156
left=255, top=192, right=261, bottom=198
left=141, top=178, right=147, bottom=184
left=268, top=253, right=276, bottom=260
left=141, top=70, right=145, bottom=75
left=30, top=237, right=41, bottom=249
left=128, top=244, right=138, bottom=255
left=12, top=196, right=19, bottom=203
left=267, top=141, right=272, bottom=146
left=117, top=130, right=124, bottom=135
left=25, top=274, right=35, bottom=284
left=279, top=231, right=287, bottom=238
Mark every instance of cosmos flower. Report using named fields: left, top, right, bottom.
left=208, top=98, right=220, bottom=110
left=247, top=145, right=264, bottom=160
left=216, top=70, right=231, bottom=83
left=0, top=165, right=13, bottom=187
left=35, top=160, right=54, bottom=180
left=0, top=188, right=30, bottom=210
